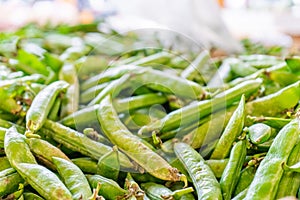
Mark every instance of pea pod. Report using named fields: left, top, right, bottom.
left=80, top=82, right=110, bottom=104
left=247, top=123, right=272, bottom=145
left=0, top=156, right=11, bottom=171
left=71, top=157, right=97, bottom=174
left=0, top=167, right=16, bottom=178
left=59, top=64, right=79, bottom=117
left=210, top=95, right=245, bottom=159
left=0, top=74, right=45, bottom=88
left=245, top=119, right=300, bottom=200
left=276, top=141, right=300, bottom=198
left=52, top=157, right=92, bottom=199
left=97, top=96, right=184, bottom=182
left=206, top=159, right=229, bottom=178
left=285, top=56, right=300, bottom=73
left=174, top=142, right=222, bottom=200
left=232, top=188, right=248, bottom=200
left=23, top=192, right=44, bottom=200
left=42, top=120, right=133, bottom=169
left=4, top=126, right=37, bottom=168
left=124, top=173, right=145, bottom=200
left=26, top=80, right=69, bottom=134
left=139, top=79, right=261, bottom=135
left=47, top=97, right=61, bottom=121
left=86, top=174, right=127, bottom=200
left=15, top=163, right=73, bottom=200
left=220, top=140, right=247, bottom=200
left=130, top=51, right=172, bottom=66
left=97, top=146, right=120, bottom=181
left=234, top=166, right=256, bottom=196
left=0, top=127, right=6, bottom=148
left=246, top=116, right=291, bottom=130
left=0, top=172, right=24, bottom=197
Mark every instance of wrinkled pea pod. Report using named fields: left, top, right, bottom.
left=276, top=140, right=300, bottom=198
left=98, top=96, right=184, bottom=182
left=97, top=146, right=120, bottom=181
left=15, top=163, right=73, bottom=200
left=174, top=142, right=222, bottom=200
left=233, top=166, right=256, bottom=196
left=26, top=80, right=69, bottom=134
left=245, top=119, right=300, bottom=200
left=52, top=157, right=92, bottom=200
left=220, top=140, right=247, bottom=200
left=139, top=79, right=261, bottom=135
left=86, top=174, right=128, bottom=200
left=210, top=95, right=245, bottom=159
left=42, top=120, right=133, bottom=169
left=141, top=182, right=194, bottom=200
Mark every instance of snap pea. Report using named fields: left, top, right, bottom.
left=130, top=51, right=172, bottom=66
left=15, top=163, right=73, bottom=200
left=97, top=146, right=120, bottom=181
left=0, top=167, right=16, bottom=178
left=42, top=120, right=133, bottom=169
left=83, top=128, right=111, bottom=145
left=247, top=123, right=272, bottom=145
left=220, top=140, right=247, bottom=200
left=246, top=116, right=291, bottom=130
left=26, top=80, right=69, bottom=134
left=206, top=159, right=229, bottom=178
left=47, top=98, right=61, bottom=121
left=285, top=56, right=300, bottom=73
left=80, top=82, right=109, bottom=104
left=139, top=79, right=261, bottom=135
left=0, top=157, right=11, bottom=171
left=276, top=141, right=300, bottom=198
left=4, top=126, right=37, bottom=168
left=0, top=172, right=24, bottom=198
left=52, top=157, right=92, bottom=200
left=174, top=142, right=222, bottom=200
left=0, top=127, right=6, bottom=148
left=23, top=192, right=44, bottom=200
left=245, top=119, right=300, bottom=200
left=232, top=188, right=248, bottom=200
left=86, top=174, right=127, bottom=200
left=97, top=96, right=184, bottom=182
left=59, top=64, right=79, bottom=117
left=0, top=74, right=45, bottom=88
left=71, top=157, right=97, bottom=174
left=210, top=95, right=245, bottom=159
left=234, top=166, right=256, bottom=196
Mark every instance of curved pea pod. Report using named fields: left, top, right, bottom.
left=233, top=166, right=256, bottom=196
left=4, top=126, right=37, bottom=168
left=131, top=51, right=172, bottom=66
left=86, top=174, right=128, bottom=200
left=71, top=157, right=97, bottom=174
left=0, top=172, right=24, bottom=198
left=124, top=173, right=145, bottom=200
left=26, top=80, right=69, bottom=134
left=97, top=146, right=120, bottom=181
left=139, top=79, right=261, bottom=135
left=246, top=116, right=291, bottom=130
left=23, top=192, right=44, bottom=200
left=25, top=138, right=70, bottom=169
left=59, top=64, right=79, bottom=117
left=245, top=119, right=300, bottom=200
left=52, top=157, right=92, bottom=199
left=276, top=141, right=300, bottom=198
left=220, top=140, right=247, bottom=200
left=174, top=142, right=222, bottom=200
left=247, top=123, right=272, bottom=144
left=80, top=82, right=109, bottom=104
left=42, top=120, right=133, bottom=169
left=0, top=167, right=16, bottom=178
left=15, top=163, right=73, bottom=200
left=47, top=98, right=61, bottom=121
left=97, top=96, right=184, bottom=182
left=206, top=159, right=229, bottom=178
left=83, top=128, right=111, bottom=145
left=131, top=173, right=164, bottom=184
left=0, top=156, right=11, bottom=171
left=210, top=95, right=245, bottom=159
left=246, top=81, right=300, bottom=117
left=141, top=182, right=194, bottom=200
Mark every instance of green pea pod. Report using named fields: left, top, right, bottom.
left=97, top=96, right=184, bottom=182
left=42, top=120, right=133, bottom=169
left=26, top=80, right=69, bottom=134
left=220, top=140, right=247, bottom=200
left=124, top=173, right=145, bottom=200
left=211, top=95, right=245, bottom=159
left=0, top=74, right=45, bottom=88
left=0, top=172, right=24, bottom=197
left=15, top=163, right=73, bottom=200
left=234, top=166, right=256, bottom=196
left=285, top=56, right=300, bottom=73
left=245, top=119, right=300, bottom=200
left=141, top=182, right=194, bottom=200
left=23, top=192, right=44, bottom=200
left=0, top=157, right=11, bottom=171
left=47, top=98, right=61, bottom=121
left=276, top=141, right=300, bottom=198
left=71, top=157, right=97, bottom=174
left=59, top=64, right=79, bottom=117
left=25, top=138, right=70, bottom=169
left=246, top=116, right=291, bottom=130
left=206, top=159, right=229, bottom=178
left=246, top=81, right=300, bottom=117
left=52, top=157, right=92, bottom=199
left=139, top=79, right=261, bottom=135
left=83, top=128, right=111, bottom=145
left=174, top=142, right=222, bottom=200
left=0, top=127, right=6, bottom=148
left=86, top=174, right=127, bottom=200
left=232, top=188, right=248, bottom=200
left=0, top=167, right=16, bottom=178
left=131, top=52, right=172, bottom=66
left=4, top=126, right=37, bottom=168
left=80, top=82, right=109, bottom=104
left=97, top=146, right=120, bottom=181
left=248, top=123, right=272, bottom=144
left=131, top=173, right=164, bottom=184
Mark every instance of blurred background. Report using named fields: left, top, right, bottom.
left=0, top=0, right=299, bottom=53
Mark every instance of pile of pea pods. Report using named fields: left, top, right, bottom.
left=1, top=23, right=300, bottom=200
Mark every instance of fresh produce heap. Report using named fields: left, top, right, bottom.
left=0, top=23, right=300, bottom=200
